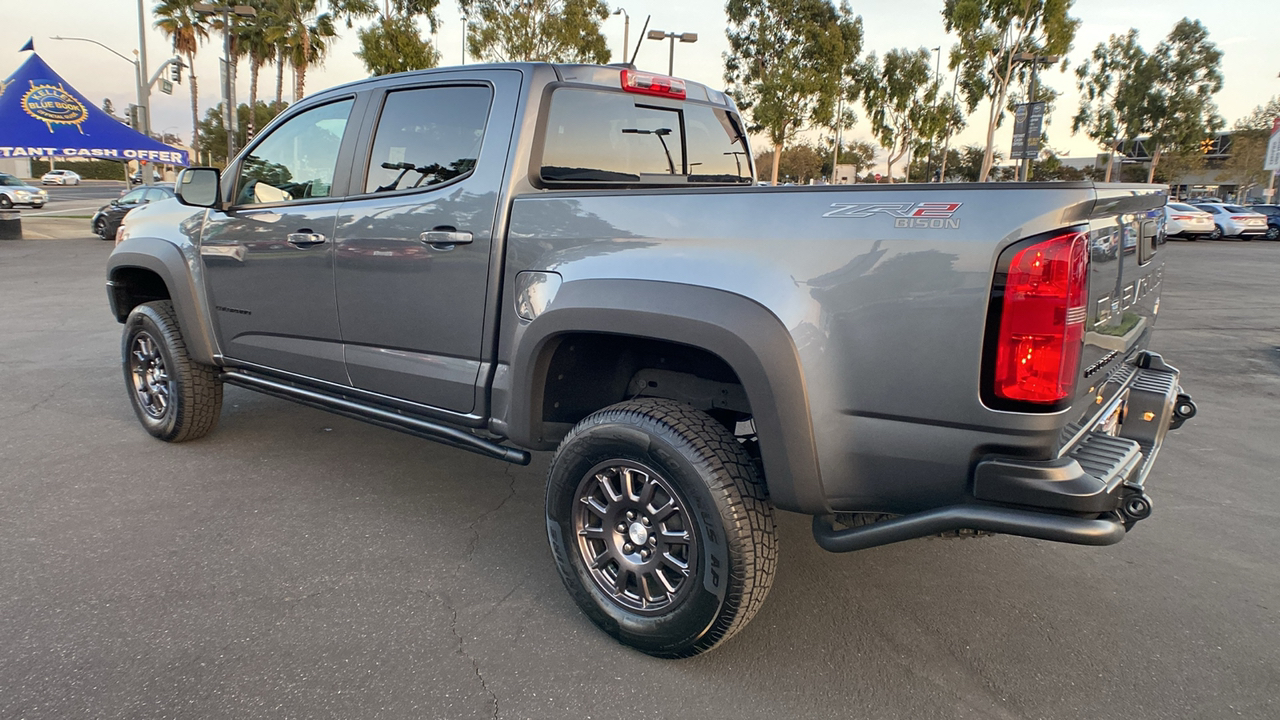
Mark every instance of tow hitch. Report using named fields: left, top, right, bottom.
left=1170, top=392, right=1196, bottom=430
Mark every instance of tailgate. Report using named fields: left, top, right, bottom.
left=1062, top=186, right=1168, bottom=447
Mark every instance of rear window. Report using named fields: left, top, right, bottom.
left=1167, top=203, right=1198, bottom=212
left=1224, top=205, right=1251, bottom=213
left=1192, top=205, right=1219, bottom=213
left=540, top=88, right=751, bottom=185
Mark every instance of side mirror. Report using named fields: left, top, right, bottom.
left=175, top=167, right=222, bottom=209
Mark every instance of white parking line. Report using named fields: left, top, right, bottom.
left=20, top=206, right=99, bottom=217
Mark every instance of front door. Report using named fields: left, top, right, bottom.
left=200, top=98, right=357, bottom=385
left=334, top=74, right=516, bottom=414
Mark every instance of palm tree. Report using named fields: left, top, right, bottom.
left=154, top=0, right=210, bottom=157
left=236, top=0, right=278, bottom=139
left=268, top=0, right=368, bottom=102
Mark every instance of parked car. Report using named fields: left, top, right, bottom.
left=92, top=184, right=174, bottom=240
left=1191, top=203, right=1268, bottom=240
left=1163, top=203, right=1215, bottom=240
left=129, top=169, right=164, bottom=184
left=40, top=169, right=82, bottom=185
left=1245, top=204, right=1280, bottom=240
left=0, top=173, right=48, bottom=208
left=105, top=63, right=1195, bottom=657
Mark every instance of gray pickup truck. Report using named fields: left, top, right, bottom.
left=106, top=62, right=1196, bottom=657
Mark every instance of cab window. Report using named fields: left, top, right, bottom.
left=235, top=99, right=354, bottom=205
left=118, top=189, right=147, bottom=205
left=362, top=85, right=492, bottom=194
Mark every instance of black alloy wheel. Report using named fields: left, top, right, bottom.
left=546, top=398, right=777, bottom=658
left=571, top=460, right=698, bottom=614
left=129, top=331, right=171, bottom=419
left=94, top=217, right=109, bottom=239
left=122, top=301, right=222, bottom=442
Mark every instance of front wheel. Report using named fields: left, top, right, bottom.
left=0, top=196, right=11, bottom=209
left=1208, top=226, right=1223, bottom=240
left=93, top=217, right=109, bottom=239
left=122, top=301, right=223, bottom=442
left=545, top=398, right=777, bottom=658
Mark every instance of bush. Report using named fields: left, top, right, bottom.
left=30, top=159, right=132, bottom=181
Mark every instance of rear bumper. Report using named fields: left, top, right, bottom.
left=814, top=352, right=1192, bottom=552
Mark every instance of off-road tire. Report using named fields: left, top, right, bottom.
left=122, top=301, right=222, bottom=442
left=545, top=398, right=777, bottom=658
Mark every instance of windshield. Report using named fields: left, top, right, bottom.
left=0, top=175, right=27, bottom=187
left=540, top=88, right=752, bottom=185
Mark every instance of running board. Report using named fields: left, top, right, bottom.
left=220, top=370, right=531, bottom=465
left=812, top=505, right=1125, bottom=553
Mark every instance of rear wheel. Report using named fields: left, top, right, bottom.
left=1267, top=226, right=1279, bottom=241
left=122, top=301, right=223, bottom=442
left=1208, top=226, right=1223, bottom=240
left=546, top=398, right=776, bottom=658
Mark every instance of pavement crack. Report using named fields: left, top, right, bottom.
left=446, top=601, right=500, bottom=719
left=458, top=463, right=520, bottom=569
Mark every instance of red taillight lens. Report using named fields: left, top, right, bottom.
left=1230, top=215, right=1248, bottom=221
left=621, top=69, right=687, bottom=99
left=992, top=231, right=1089, bottom=405
left=1171, top=214, right=1193, bottom=220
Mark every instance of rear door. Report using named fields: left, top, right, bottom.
left=199, top=97, right=359, bottom=384
left=332, top=70, right=520, bottom=414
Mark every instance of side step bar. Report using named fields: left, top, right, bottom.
left=221, top=370, right=531, bottom=466
left=812, top=505, right=1125, bottom=553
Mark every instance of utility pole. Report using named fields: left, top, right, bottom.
left=461, top=15, right=468, bottom=65
left=939, top=66, right=959, bottom=182
left=831, top=94, right=842, bottom=183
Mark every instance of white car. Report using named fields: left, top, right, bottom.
left=1163, top=203, right=1214, bottom=240
left=1192, top=203, right=1269, bottom=240
left=41, top=169, right=82, bottom=185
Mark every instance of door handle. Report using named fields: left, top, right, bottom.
left=286, top=232, right=327, bottom=248
left=420, top=227, right=473, bottom=249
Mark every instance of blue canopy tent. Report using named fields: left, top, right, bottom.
left=0, top=53, right=189, bottom=168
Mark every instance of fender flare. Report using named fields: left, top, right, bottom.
left=509, top=279, right=827, bottom=514
left=107, top=236, right=219, bottom=365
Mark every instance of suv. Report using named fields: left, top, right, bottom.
left=0, top=173, right=48, bottom=209
left=105, top=63, right=1195, bottom=657
left=1245, top=204, right=1280, bottom=240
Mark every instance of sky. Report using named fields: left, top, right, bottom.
left=5, top=0, right=1278, bottom=172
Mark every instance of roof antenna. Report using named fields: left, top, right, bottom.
left=628, top=15, right=651, bottom=67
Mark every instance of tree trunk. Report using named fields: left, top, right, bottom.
left=188, top=52, right=201, bottom=158
left=770, top=137, right=783, bottom=186
left=939, top=145, right=950, bottom=182
left=1147, top=144, right=1161, bottom=183
left=275, top=52, right=285, bottom=104
left=1104, top=138, right=1116, bottom=182
left=247, top=57, right=260, bottom=141
left=980, top=52, right=1017, bottom=183
left=295, top=27, right=311, bottom=101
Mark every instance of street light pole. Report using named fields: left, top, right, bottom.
left=646, top=30, right=697, bottom=76
left=613, top=8, right=630, bottom=65
left=461, top=15, right=468, bottom=65
left=50, top=35, right=151, bottom=182
left=1011, top=52, right=1059, bottom=182
left=135, top=0, right=151, bottom=144
left=195, top=4, right=256, bottom=162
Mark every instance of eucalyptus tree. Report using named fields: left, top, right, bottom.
left=859, top=47, right=946, bottom=182
left=1072, top=29, right=1147, bottom=182
left=724, top=0, right=864, bottom=186
left=356, top=0, right=442, bottom=76
left=460, top=0, right=610, bottom=64
left=942, top=0, right=1079, bottom=181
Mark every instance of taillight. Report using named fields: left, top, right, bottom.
left=989, top=230, right=1089, bottom=406
left=621, top=69, right=686, bottom=100
left=1171, top=215, right=1194, bottom=220
left=1230, top=215, right=1248, bottom=221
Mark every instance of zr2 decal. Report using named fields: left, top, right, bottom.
left=823, top=202, right=962, bottom=228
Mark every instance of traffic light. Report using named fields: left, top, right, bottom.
left=126, top=104, right=139, bottom=130
left=169, top=60, right=182, bottom=84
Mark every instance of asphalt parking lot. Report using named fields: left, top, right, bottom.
left=1, top=233, right=1276, bottom=719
